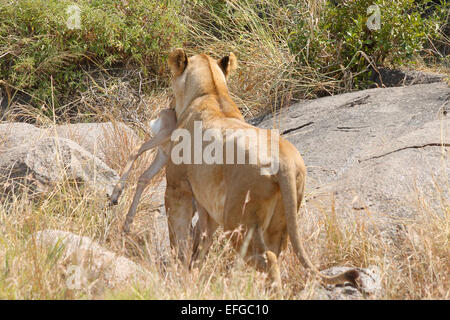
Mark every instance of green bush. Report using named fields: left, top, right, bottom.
left=1, top=0, right=447, bottom=119
left=288, top=0, right=445, bottom=88
left=0, top=0, right=185, bottom=110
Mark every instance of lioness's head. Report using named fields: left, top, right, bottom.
left=168, top=48, right=237, bottom=116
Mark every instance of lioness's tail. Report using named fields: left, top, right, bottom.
left=278, top=159, right=359, bottom=286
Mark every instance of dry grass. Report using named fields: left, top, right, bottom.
left=180, top=0, right=348, bottom=119
left=0, top=0, right=448, bottom=300
left=0, top=126, right=448, bottom=299
left=0, top=45, right=448, bottom=300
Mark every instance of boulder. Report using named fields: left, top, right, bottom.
left=0, top=122, right=42, bottom=150
left=0, top=121, right=140, bottom=163
left=0, top=121, right=142, bottom=197
left=46, top=122, right=140, bottom=163
left=301, top=266, right=381, bottom=300
left=0, top=136, right=119, bottom=197
left=35, top=230, right=145, bottom=289
left=255, top=82, right=449, bottom=221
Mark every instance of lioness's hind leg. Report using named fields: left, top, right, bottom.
left=190, top=206, right=218, bottom=270
left=165, top=182, right=196, bottom=265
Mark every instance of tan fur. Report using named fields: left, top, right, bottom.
left=110, top=106, right=177, bottom=233
left=165, top=49, right=360, bottom=292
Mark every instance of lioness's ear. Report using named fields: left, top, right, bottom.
left=218, top=52, right=237, bottom=78
left=168, top=48, right=188, bottom=76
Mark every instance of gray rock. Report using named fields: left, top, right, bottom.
left=47, top=122, right=140, bottom=162
left=0, top=121, right=140, bottom=163
left=302, top=266, right=381, bottom=300
left=257, top=82, right=449, bottom=220
left=0, top=122, right=43, bottom=150
left=0, top=136, right=119, bottom=197
left=35, top=230, right=145, bottom=289
left=0, top=121, right=141, bottom=197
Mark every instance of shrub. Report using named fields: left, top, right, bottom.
left=0, top=0, right=447, bottom=119
left=288, top=0, right=445, bottom=89
left=0, top=0, right=185, bottom=113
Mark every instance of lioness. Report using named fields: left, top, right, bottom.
left=164, top=48, right=360, bottom=291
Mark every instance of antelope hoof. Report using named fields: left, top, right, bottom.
left=122, top=222, right=131, bottom=234
left=110, top=186, right=123, bottom=206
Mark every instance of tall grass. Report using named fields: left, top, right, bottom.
left=0, top=0, right=448, bottom=300
left=182, top=0, right=336, bottom=117
left=180, top=0, right=448, bottom=116
left=0, top=128, right=448, bottom=299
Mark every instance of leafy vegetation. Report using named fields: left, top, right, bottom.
left=0, top=0, right=448, bottom=300
left=288, top=0, right=446, bottom=88
left=186, top=0, right=448, bottom=109
left=0, top=0, right=185, bottom=113
left=1, top=0, right=448, bottom=118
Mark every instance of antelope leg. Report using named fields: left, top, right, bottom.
left=122, top=149, right=168, bottom=233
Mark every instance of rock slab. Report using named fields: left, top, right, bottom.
left=0, top=136, right=119, bottom=197
left=35, top=229, right=144, bottom=289
left=256, top=82, right=449, bottom=220
left=0, top=121, right=140, bottom=197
